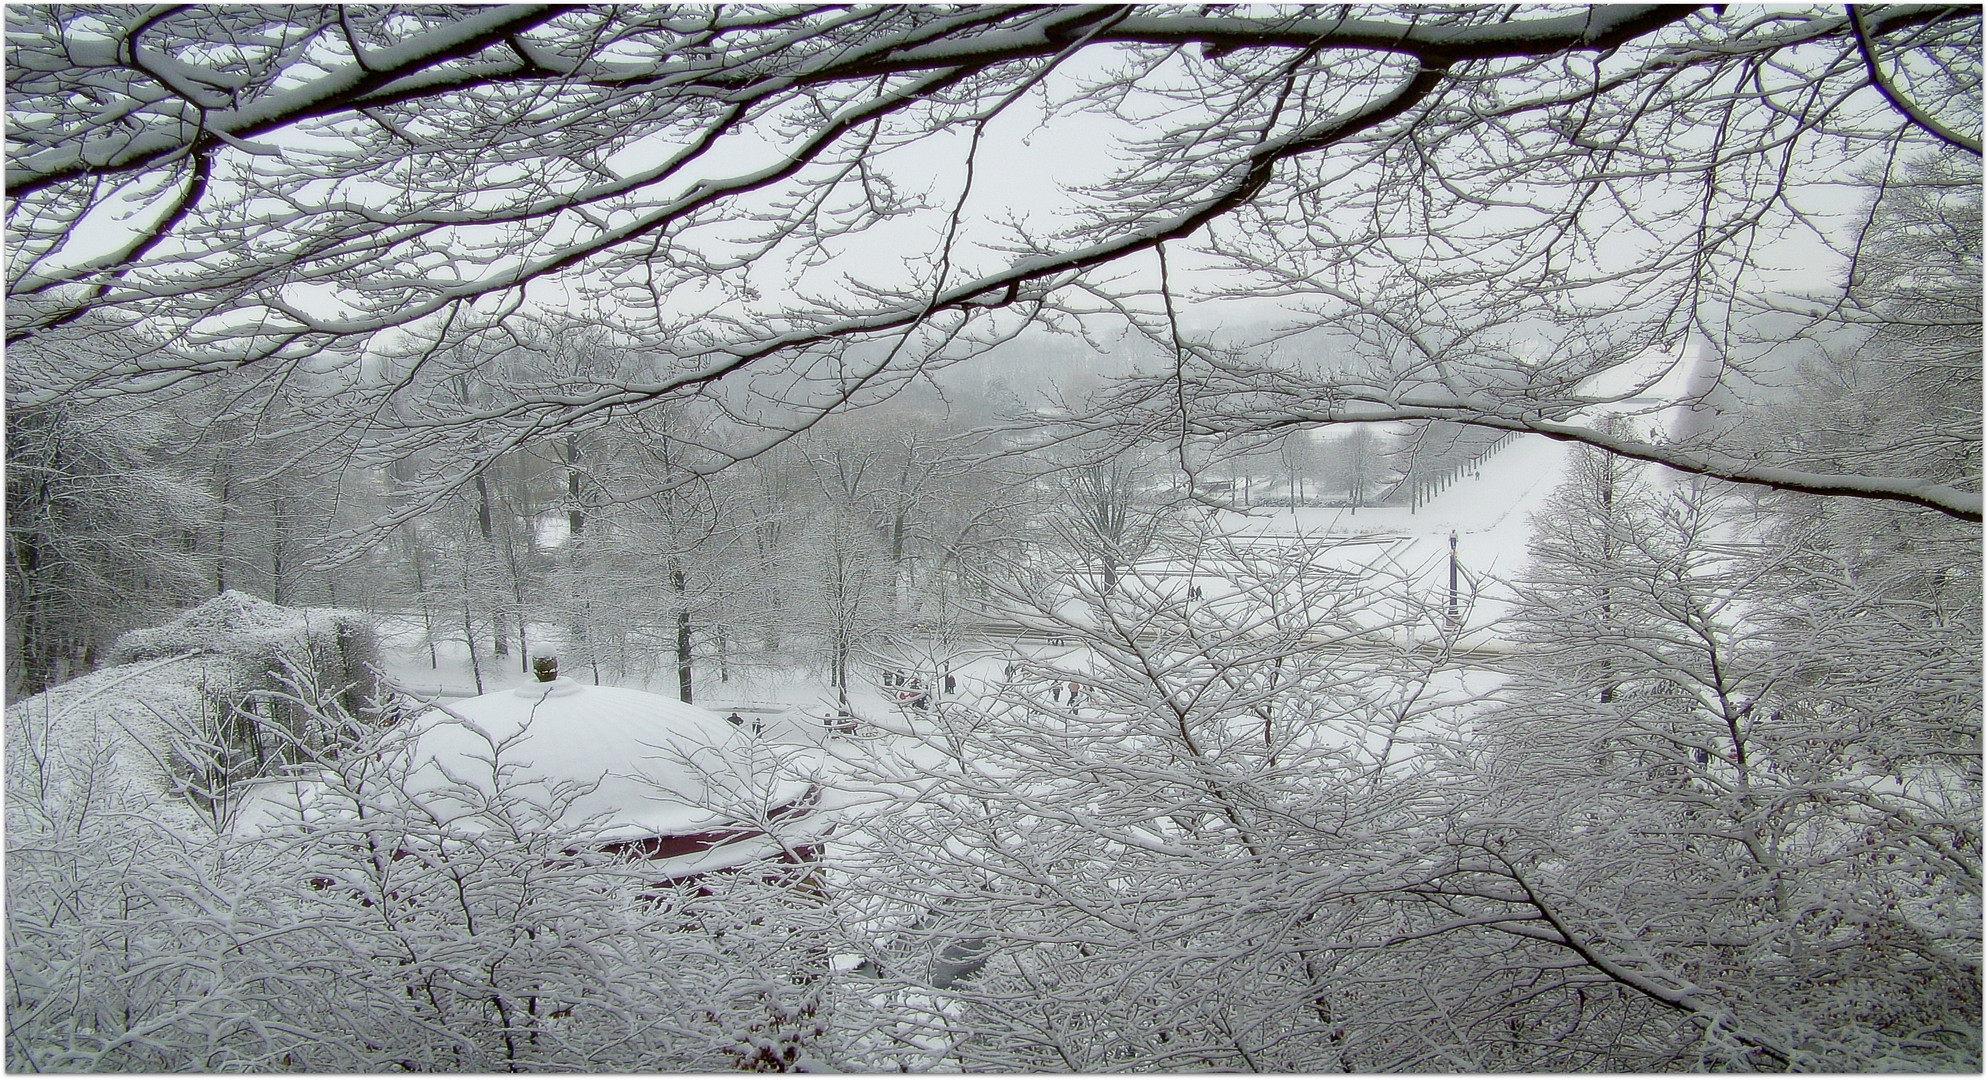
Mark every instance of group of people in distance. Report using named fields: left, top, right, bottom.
left=885, top=663, right=1084, bottom=711
left=882, top=667, right=948, bottom=710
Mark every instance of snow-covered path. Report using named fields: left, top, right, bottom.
left=1194, top=433, right=1575, bottom=638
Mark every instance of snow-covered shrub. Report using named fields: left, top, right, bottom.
left=6, top=694, right=296, bottom=1070
left=830, top=532, right=1467, bottom=1071
left=6, top=661, right=841, bottom=1071
left=109, top=590, right=382, bottom=735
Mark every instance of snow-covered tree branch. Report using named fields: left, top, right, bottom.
left=7, top=5, right=1978, bottom=521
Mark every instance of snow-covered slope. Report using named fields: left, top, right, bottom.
left=1216, top=432, right=1572, bottom=543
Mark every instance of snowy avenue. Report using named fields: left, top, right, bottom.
left=6, top=4, right=1981, bottom=1072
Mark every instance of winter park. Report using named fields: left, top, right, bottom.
left=4, top=5, right=1982, bottom=1073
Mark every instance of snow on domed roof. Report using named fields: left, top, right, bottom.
left=400, top=678, right=821, bottom=842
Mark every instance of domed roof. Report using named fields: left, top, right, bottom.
left=400, top=678, right=820, bottom=841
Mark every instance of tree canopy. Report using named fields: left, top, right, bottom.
left=6, top=4, right=1980, bottom=520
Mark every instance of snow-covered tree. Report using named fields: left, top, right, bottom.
left=1326, top=424, right=1388, bottom=509
left=5, top=399, right=208, bottom=697
left=833, top=528, right=1476, bottom=1071
left=795, top=502, right=894, bottom=716
left=8, top=6, right=1977, bottom=521
left=1046, top=448, right=1168, bottom=590
left=1437, top=460, right=1980, bottom=1070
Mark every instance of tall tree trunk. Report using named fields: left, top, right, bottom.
left=11, top=532, right=46, bottom=696
left=836, top=634, right=850, bottom=714
left=475, top=473, right=494, bottom=540
left=674, top=567, right=692, bottom=703
left=214, top=461, right=230, bottom=594
left=460, top=597, right=484, bottom=696
left=566, top=434, right=584, bottom=537
left=831, top=547, right=850, bottom=713
left=588, top=618, right=601, bottom=685
left=409, top=532, right=438, bottom=669
left=1599, top=472, right=1616, bottom=705
left=269, top=492, right=287, bottom=605
left=499, top=499, right=533, bottom=674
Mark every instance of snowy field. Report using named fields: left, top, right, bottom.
left=363, top=435, right=1581, bottom=802
left=341, top=436, right=1584, bottom=857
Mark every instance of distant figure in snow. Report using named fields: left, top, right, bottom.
left=1050, top=683, right=1062, bottom=705
left=1188, top=584, right=1202, bottom=601
left=944, top=667, right=956, bottom=695
left=726, top=711, right=746, bottom=726
left=1004, top=661, right=1018, bottom=681
left=1067, top=681, right=1081, bottom=708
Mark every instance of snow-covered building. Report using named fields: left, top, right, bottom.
left=237, top=672, right=828, bottom=886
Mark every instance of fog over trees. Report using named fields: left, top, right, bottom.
left=6, top=5, right=1980, bottom=1072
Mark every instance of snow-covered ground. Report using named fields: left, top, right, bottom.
left=15, top=439, right=1580, bottom=857
left=1217, top=430, right=1573, bottom=543
left=357, top=437, right=1586, bottom=814
left=1204, top=431, right=1575, bottom=640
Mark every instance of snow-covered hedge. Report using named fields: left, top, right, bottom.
left=11, top=591, right=386, bottom=826
left=108, top=590, right=381, bottom=717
